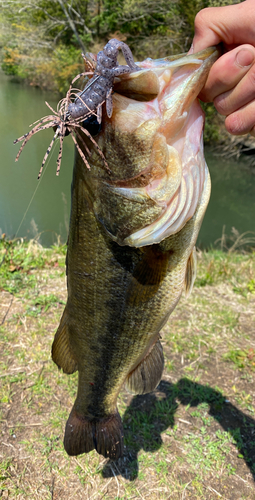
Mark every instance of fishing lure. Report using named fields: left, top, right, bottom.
left=14, top=39, right=139, bottom=179
left=69, top=38, right=139, bottom=123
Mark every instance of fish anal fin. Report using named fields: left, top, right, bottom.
left=52, top=308, right=78, bottom=374
left=185, top=246, right=197, bottom=298
left=64, top=409, right=124, bottom=459
left=125, top=339, right=164, bottom=395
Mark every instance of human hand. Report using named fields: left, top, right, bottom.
left=192, top=0, right=255, bottom=137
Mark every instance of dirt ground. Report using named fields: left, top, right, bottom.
left=0, top=246, right=255, bottom=499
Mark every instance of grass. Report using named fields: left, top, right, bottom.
left=0, top=237, right=66, bottom=295
left=0, top=238, right=254, bottom=499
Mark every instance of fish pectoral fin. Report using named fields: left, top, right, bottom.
left=51, top=308, right=78, bottom=374
left=64, top=408, right=124, bottom=460
left=125, top=339, right=164, bottom=395
left=184, top=246, right=197, bottom=298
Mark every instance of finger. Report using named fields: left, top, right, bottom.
left=198, top=45, right=255, bottom=102
left=225, top=100, right=255, bottom=136
left=193, top=2, right=255, bottom=53
left=214, top=57, right=255, bottom=116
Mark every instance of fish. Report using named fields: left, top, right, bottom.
left=51, top=46, right=220, bottom=460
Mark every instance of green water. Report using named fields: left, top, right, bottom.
left=198, top=149, right=255, bottom=249
left=0, top=71, right=254, bottom=248
left=0, top=71, right=73, bottom=247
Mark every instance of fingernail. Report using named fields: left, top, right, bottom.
left=188, top=43, right=194, bottom=55
left=236, top=48, right=254, bottom=68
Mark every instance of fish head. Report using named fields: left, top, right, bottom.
left=80, top=47, right=220, bottom=247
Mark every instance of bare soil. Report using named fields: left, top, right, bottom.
left=0, top=249, right=255, bottom=499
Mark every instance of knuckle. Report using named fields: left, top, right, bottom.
left=214, top=96, right=228, bottom=116
left=225, top=113, right=245, bottom=135
left=194, top=8, right=213, bottom=32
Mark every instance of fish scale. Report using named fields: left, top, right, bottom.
left=52, top=46, right=219, bottom=459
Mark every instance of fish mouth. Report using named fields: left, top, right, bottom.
left=88, top=47, right=220, bottom=247
left=114, top=46, right=220, bottom=103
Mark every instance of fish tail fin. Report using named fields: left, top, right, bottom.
left=64, top=408, right=124, bottom=459
left=125, top=339, right=164, bottom=395
left=52, top=308, right=78, bottom=374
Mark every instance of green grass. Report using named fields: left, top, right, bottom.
left=196, top=249, right=255, bottom=295
left=0, top=237, right=66, bottom=295
left=224, top=349, right=255, bottom=371
left=0, top=239, right=254, bottom=499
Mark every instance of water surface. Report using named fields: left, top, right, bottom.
left=0, top=71, right=73, bottom=246
left=198, top=149, right=255, bottom=249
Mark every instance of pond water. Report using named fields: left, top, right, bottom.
left=0, top=71, right=254, bottom=248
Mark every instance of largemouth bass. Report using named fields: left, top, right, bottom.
left=52, top=47, right=219, bottom=460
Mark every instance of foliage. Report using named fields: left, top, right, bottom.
left=0, top=0, right=95, bottom=51
left=100, top=0, right=184, bottom=58
left=33, top=44, right=84, bottom=93
left=201, top=102, right=221, bottom=144
left=0, top=0, right=246, bottom=149
left=0, top=0, right=241, bottom=94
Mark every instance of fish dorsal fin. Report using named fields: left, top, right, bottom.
left=185, top=246, right=197, bottom=298
left=125, top=339, right=164, bottom=394
left=52, top=308, right=78, bottom=374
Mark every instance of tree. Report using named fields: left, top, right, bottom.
left=0, top=0, right=241, bottom=91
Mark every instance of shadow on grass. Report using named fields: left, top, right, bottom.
left=102, top=378, right=255, bottom=481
